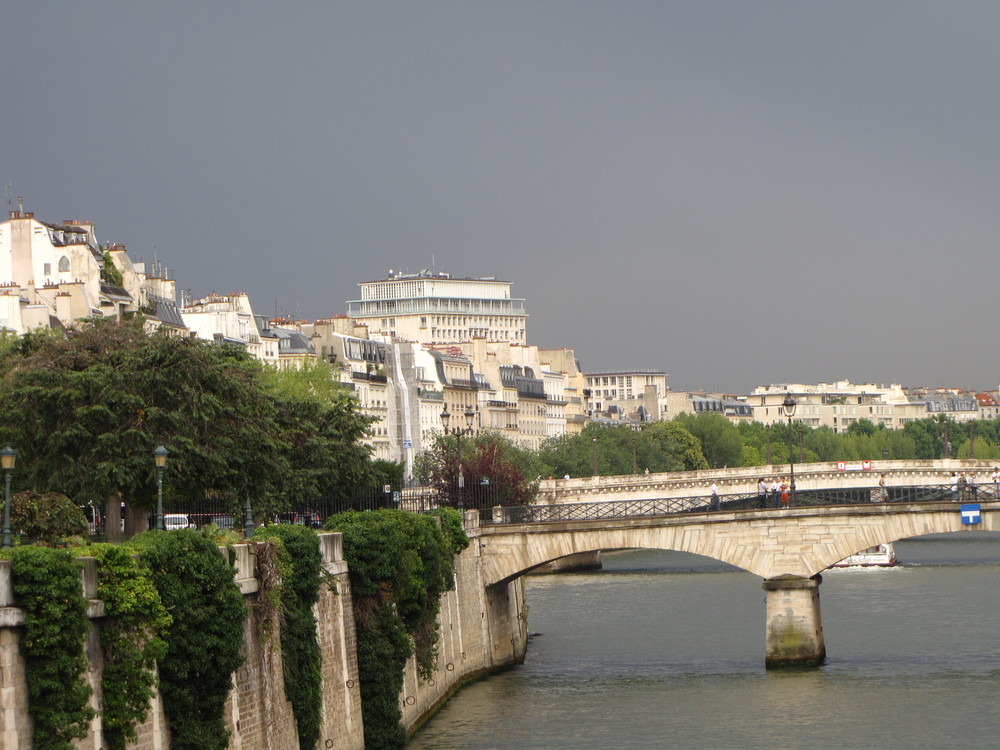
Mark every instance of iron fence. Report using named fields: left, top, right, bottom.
left=77, top=480, right=999, bottom=541
left=480, top=483, right=1000, bottom=526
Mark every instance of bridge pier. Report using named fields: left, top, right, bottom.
left=762, top=575, right=826, bottom=669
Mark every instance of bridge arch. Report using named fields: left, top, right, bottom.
left=478, top=502, right=998, bottom=586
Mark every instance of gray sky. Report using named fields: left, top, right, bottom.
left=4, top=2, right=999, bottom=394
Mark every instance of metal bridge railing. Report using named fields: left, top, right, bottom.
left=482, top=484, right=999, bottom=526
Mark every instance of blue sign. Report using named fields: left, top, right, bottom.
left=403, top=440, right=412, bottom=448
left=960, top=504, right=981, bottom=525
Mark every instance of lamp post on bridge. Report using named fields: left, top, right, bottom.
left=441, top=405, right=475, bottom=509
left=782, top=394, right=797, bottom=507
left=592, top=437, right=599, bottom=476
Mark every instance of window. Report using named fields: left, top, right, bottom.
left=43, top=263, right=51, bottom=276
left=58, top=256, right=70, bottom=272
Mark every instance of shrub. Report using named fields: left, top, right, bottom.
left=8, top=546, right=94, bottom=750
left=325, top=508, right=467, bottom=750
left=254, top=524, right=326, bottom=750
left=11, top=490, right=89, bottom=544
left=90, top=544, right=172, bottom=750
left=130, top=529, right=246, bottom=750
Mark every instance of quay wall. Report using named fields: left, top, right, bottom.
left=0, top=514, right=526, bottom=749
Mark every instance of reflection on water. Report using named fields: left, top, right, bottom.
left=410, top=533, right=1000, bottom=749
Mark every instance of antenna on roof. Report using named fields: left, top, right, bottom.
left=4, top=182, right=11, bottom=207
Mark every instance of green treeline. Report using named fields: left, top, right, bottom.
left=536, top=412, right=1000, bottom=477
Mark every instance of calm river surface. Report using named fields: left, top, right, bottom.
left=409, top=533, right=1000, bottom=749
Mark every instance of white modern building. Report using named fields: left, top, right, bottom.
left=347, top=270, right=528, bottom=346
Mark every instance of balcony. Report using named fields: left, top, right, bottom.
left=351, top=371, right=388, bottom=384
left=487, top=400, right=518, bottom=410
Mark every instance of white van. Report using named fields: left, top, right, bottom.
left=163, top=514, right=191, bottom=531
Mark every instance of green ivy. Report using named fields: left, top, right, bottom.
left=8, top=546, right=95, bottom=750
left=325, top=508, right=468, bottom=750
left=254, top=524, right=326, bottom=750
left=89, top=544, right=172, bottom=750
left=129, top=529, right=246, bottom=750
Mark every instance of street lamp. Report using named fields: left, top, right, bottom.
left=592, top=437, right=599, bottom=476
left=441, top=405, right=475, bottom=508
left=153, top=445, right=168, bottom=531
left=782, top=394, right=797, bottom=507
left=1, top=445, right=16, bottom=548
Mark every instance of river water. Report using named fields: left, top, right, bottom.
left=409, top=532, right=1000, bottom=749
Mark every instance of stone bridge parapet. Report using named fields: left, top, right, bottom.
left=537, top=459, right=997, bottom=504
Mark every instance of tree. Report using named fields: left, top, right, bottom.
left=0, top=320, right=374, bottom=536
left=415, top=431, right=543, bottom=507
left=260, top=359, right=375, bottom=512
left=674, top=412, right=744, bottom=468
left=538, top=422, right=707, bottom=477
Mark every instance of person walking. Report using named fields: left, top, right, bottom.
left=779, top=477, right=790, bottom=508
left=710, top=480, right=720, bottom=511
left=992, top=467, right=1000, bottom=499
left=770, top=477, right=780, bottom=508
left=757, top=477, right=768, bottom=509
left=958, top=472, right=969, bottom=501
left=877, top=473, right=888, bottom=502
left=949, top=471, right=959, bottom=500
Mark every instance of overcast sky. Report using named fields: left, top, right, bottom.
left=4, top=2, right=999, bottom=394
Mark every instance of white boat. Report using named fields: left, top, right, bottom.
left=832, top=543, right=897, bottom=568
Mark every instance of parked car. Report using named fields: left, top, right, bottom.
left=163, top=513, right=192, bottom=531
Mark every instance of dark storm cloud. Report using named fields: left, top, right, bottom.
left=3, top=2, right=999, bottom=392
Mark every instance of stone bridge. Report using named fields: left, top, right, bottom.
left=537, top=458, right=997, bottom=504
left=475, top=495, right=998, bottom=668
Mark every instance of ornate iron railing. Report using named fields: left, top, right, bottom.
left=481, top=484, right=1000, bottom=525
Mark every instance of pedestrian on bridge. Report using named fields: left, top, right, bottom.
left=949, top=472, right=959, bottom=500
left=710, top=481, right=720, bottom=511
left=757, top=477, right=768, bottom=509
left=780, top=477, right=790, bottom=508
left=769, top=477, right=780, bottom=508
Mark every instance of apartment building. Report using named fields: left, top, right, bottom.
left=0, top=206, right=181, bottom=333
left=746, top=381, right=985, bottom=432
left=584, top=370, right=669, bottom=423
left=347, top=270, right=527, bottom=345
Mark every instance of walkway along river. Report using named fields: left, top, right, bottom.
left=409, top=532, right=1000, bottom=749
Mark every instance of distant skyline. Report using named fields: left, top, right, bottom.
left=5, top=3, right=1000, bottom=394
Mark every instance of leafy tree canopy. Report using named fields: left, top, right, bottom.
left=0, top=319, right=377, bottom=531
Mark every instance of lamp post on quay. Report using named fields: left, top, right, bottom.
left=1, top=445, right=16, bottom=548
left=782, top=394, right=797, bottom=507
left=440, top=405, right=475, bottom=509
left=153, top=445, right=168, bottom=531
